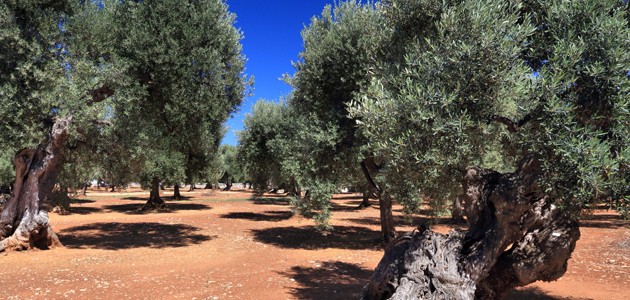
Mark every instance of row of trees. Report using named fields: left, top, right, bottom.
left=237, top=0, right=630, bottom=299
left=0, top=0, right=251, bottom=251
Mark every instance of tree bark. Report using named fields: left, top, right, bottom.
left=378, top=192, right=396, bottom=245
left=173, top=184, right=182, bottom=200
left=0, top=117, right=71, bottom=252
left=141, top=177, right=168, bottom=211
left=223, top=177, right=232, bottom=191
left=360, top=193, right=372, bottom=208
left=188, top=183, right=196, bottom=192
left=80, top=181, right=88, bottom=196
left=361, top=157, right=396, bottom=243
left=359, top=154, right=581, bottom=300
left=451, top=195, right=465, bottom=224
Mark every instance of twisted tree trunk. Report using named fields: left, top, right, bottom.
left=140, top=177, right=168, bottom=211
left=0, top=117, right=71, bottom=252
left=360, top=154, right=580, bottom=300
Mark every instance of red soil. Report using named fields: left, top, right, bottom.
left=1, top=187, right=628, bottom=299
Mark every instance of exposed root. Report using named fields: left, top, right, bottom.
left=139, top=200, right=169, bottom=212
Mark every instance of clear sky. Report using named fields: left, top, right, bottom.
left=221, top=0, right=354, bottom=146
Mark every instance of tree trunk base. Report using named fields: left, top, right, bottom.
left=140, top=199, right=169, bottom=211
left=0, top=210, right=62, bottom=252
left=141, top=177, right=169, bottom=211
left=0, top=117, right=71, bottom=253
left=360, top=155, right=581, bottom=300
left=358, top=193, right=372, bottom=209
left=172, top=184, right=182, bottom=201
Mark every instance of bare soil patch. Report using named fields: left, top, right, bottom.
left=1, top=187, right=628, bottom=299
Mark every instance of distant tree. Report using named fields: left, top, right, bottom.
left=87, top=0, right=252, bottom=210
left=351, top=0, right=630, bottom=298
left=237, top=99, right=302, bottom=194
left=216, top=144, right=245, bottom=191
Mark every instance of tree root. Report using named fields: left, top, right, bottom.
left=139, top=200, right=169, bottom=212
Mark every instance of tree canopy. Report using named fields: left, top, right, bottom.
left=0, top=0, right=250, bottom=250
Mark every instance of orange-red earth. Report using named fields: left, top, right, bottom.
left=1, top=187, right=628, bottom=300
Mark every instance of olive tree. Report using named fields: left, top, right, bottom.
left=237, top=99, right=303, bottom=194
left=0, top=0, right=250, bottom=251
left=281, top=0, right=398, bottom=237
left=350, top=0, right=630, bottom=299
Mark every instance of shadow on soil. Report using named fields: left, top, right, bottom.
left=59, top=222, right=214, bottom=250
left=74, top=199, right=96, bottom=204
left=579, top=211, right=627, bottom=229
left=65, top=206, right=104, bottom=215
left=221, top=210, right=293, bottom=222
left=505, top=287, right=592, bottom=300
left=249, top=197, right=291, bottom=205
left=278, top=261, right=372, bottom=300
left=252, top=226, right=381, bottom=250
left=101, top=202, right=212, bottom=214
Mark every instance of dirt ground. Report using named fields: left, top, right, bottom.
left=1, top=187, right=629, bottom=300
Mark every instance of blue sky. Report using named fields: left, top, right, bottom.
left=222, top=0, right=350, bottom=146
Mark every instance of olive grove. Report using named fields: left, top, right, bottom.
left=0, top=0, right=250, bottom=251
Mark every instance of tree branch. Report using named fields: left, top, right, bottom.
left=487, top=109, right=537, bottom=133
left=361, top=158, right=381, bottom=194
left=86, top=85, right=115, bottom=106
left=90, top=120, right=114, bottom=126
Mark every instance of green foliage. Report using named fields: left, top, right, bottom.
left=349, top=0, right=630, bottom=219
left=218, top=144, right=246, bottom=184
left=0, top=149, right=15, bottom=187
left=272, top=0, right=385, bottom=227
left=237, top=99, right=302, bottom=192
left=1, top=0, right=251, bottom=199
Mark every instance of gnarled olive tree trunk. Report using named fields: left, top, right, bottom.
left=0, top=117, right=71, bottom=252
left=360, top=155, right=580, bottom=300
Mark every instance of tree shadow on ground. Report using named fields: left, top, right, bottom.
left=59, top=222, right=214, bottom=250
left=102, top=202, right=212, bottom=214
left=579, top=212, right=627, bottom=229
left=249, top=197, right=291, bottom=205
left=121, top=197, right=149, bottom=201
left=74, top=199, right=95, bottom=204
left=221, top=210, right=293, bottom=222
left=343, top=216, right=430, bottom=228
left=505, top=287, right=592, bottom=300
left=277, top=261, right=372, bottom=300
left=64, top=206, right=103, bottom=215
left=252, top=226, right=381, bottom=250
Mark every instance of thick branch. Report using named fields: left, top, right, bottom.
left=86, top=85, right=115, bottom=106
left=487, top=109, right=536, bottom=133
left=90, top=120, right=114, bottom=126
left=361, top=160, right=381, bottom=194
